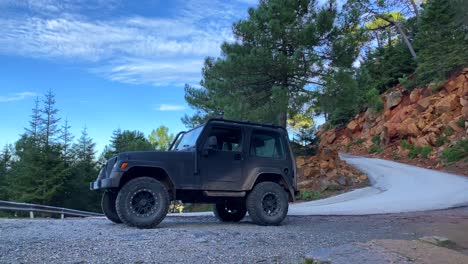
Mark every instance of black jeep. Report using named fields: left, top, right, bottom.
left=91, top=118, right=298, bottom=228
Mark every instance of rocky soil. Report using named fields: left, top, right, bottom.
left=318, top=70, right=468, bottom=175
left=296, top=148, right=369, bottom=194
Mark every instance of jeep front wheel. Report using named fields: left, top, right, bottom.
left=116, top=177, right=169, bottom=228
left=101, top=191, right=122, bottom=224
left=246, top=182, right=288, bottom=226
left=213, top=201, right=247, bottom=222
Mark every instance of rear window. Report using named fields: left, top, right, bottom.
left=250, top=130, right=284, bottom=159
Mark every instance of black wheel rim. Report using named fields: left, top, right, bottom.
left=261, top=192, right=279, bottom=216
left=130, top=189, right=157, bottom=217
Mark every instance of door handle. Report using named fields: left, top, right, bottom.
left=234, top=153, right=243, bottom=160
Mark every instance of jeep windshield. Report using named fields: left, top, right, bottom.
left=172, top=125, right=204, bottom=151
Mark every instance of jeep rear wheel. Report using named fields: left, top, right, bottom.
left=213, top=201, right=247, bottom=222
left=101, top=191, right=122, bottom=224
left=116, top=177, right=169, bottom=228
left=246, top=182, right=288, bottom=226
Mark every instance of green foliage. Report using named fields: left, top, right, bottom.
left=317, top=70, right=361, bottom=126
left=456, top=117, right=465, bottom=128
left=441, top=140, right=468, bottom=163
left=369, top=144, right=384, bottom=154
left=298, top=190, right=323, bottom=201
left=2, top=92, right=164, bottom=213
left=365, top=88, right=384, bottom=113
left=149, top=125, right=174, bottom=151
left=102, top=129, right=154, bottom=160
left=443, top=126, right=454, bottom=136
left=408, top=146, right=422, bottom=159
left=420, top=146, right=433, bottom=159
left=400, top=139, right=409, bottom=149
left=407, top=145, right=432, bottom=159
left=434, top=136, right=448, bottom=147
left=414, top=0, right=468, bottom=85
left=184, top=0, right=362, bottom=128
left=371, top=134, right=381, bottom=145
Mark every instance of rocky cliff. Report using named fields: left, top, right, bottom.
left=317, top=70, right=468, bottom=175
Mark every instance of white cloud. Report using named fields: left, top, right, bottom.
left=155, top=104, right=186, bottom=111
left=0, top=92, right=38, bottom=102
left=0, top=0, right=250, bottom=86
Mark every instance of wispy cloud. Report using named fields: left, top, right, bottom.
left=155, top=104, right=186, bottom=111
left=0, top=0, right=252, bottom=86
left=0, top=92, right=38, bottom=102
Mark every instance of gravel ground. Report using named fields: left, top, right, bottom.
left=1, top=207, right=467, bottom=264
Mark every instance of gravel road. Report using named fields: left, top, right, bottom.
left=1, top=207, right=467, bottom=264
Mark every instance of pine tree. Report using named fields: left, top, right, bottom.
left=0, top=145, right=13, bottom=200
left=414, top=0, right=468, bottom=83
left=102, top=129, right=154, bottom=160
left=40, top=90, right=61, bottom=147
left=62, top=127, right=100, bottom=211
left=60, top=118, right=74, bottom=164
left=25, top=97, right=41, bottom=142
left=184, top=0, right=362, bottom=127
left=9, top=91, right=68, bottom=206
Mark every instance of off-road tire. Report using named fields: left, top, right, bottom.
left=116, top=177, right=169, bottom=228
left=213, top=201, right=247, bottom=222
left=101, top=191, right=122, bottom=224
left=246, top=182, right=288, bottom=226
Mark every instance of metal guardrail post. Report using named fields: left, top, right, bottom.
left=30, top=211, right=34, bottom=219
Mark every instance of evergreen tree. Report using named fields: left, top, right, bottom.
left=0, top=145, right=13, bottom=200
left=414, top=0, right=468, bottom=83
left=102, top=130, right=155, bottom=160
left=40, top=90, right=61, bottom=147
left=60, top=118, right=74, bottom=164
left=62, top=127, right=100, bottom=211
left=9, top=91, right=68, bottom=206
left=184, top=0, right=362, bottom=127
left=24, top=97, right=41, bottom=141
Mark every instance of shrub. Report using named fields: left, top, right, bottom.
left=408, top=146, right=422, bottom=159
left=371, top=134, right=381, bottom=145
left=420, top=146, right=433, bottom=159
left=441, top=140, right=468, bottom=163
left=434, top=136, right=448, bottom=147
left=400, top=139, right=410, bottom=149
left=456, top=117, right=465, bottom=128
left=369, top=144, right=384, bottom=154
left=355, top=138, right=365, bottom=145
left=299, top=190, right=323, bottom=201
left=443, top=126, right=455, bottom=136
left=365, top=88, right=384, bottom=112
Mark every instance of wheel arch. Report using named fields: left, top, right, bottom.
left=119, top=166, right=175, bottom=199
left=251, top=172, right=295, bottom=202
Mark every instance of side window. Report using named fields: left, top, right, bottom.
left=250, top=130, right=284, bottom=159
left=204, top=126, right=242, bottom=152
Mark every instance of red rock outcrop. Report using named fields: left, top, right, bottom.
left=316, top=69, right=468, bottom=169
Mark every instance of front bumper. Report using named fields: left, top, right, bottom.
left=90, top=175, right=121, bottom=190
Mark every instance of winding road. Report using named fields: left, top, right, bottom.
left=289, top=153, right=468, bottom=215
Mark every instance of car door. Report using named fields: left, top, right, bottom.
left=198, top=124, right=245, bottom=190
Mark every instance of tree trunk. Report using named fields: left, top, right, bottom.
left=393, top=20, right=417, bottom=59
left=409, top=0, right=419, bottom=17
left=278, top=111, right=287, bottom=128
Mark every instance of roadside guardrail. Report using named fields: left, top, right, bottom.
left=0, top=200, right=103, bottom=218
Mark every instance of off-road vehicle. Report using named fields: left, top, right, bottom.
left=91, top=118, right=298, bottom=228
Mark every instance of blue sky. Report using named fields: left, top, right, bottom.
left=0, top=0, right=258, bottom=152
